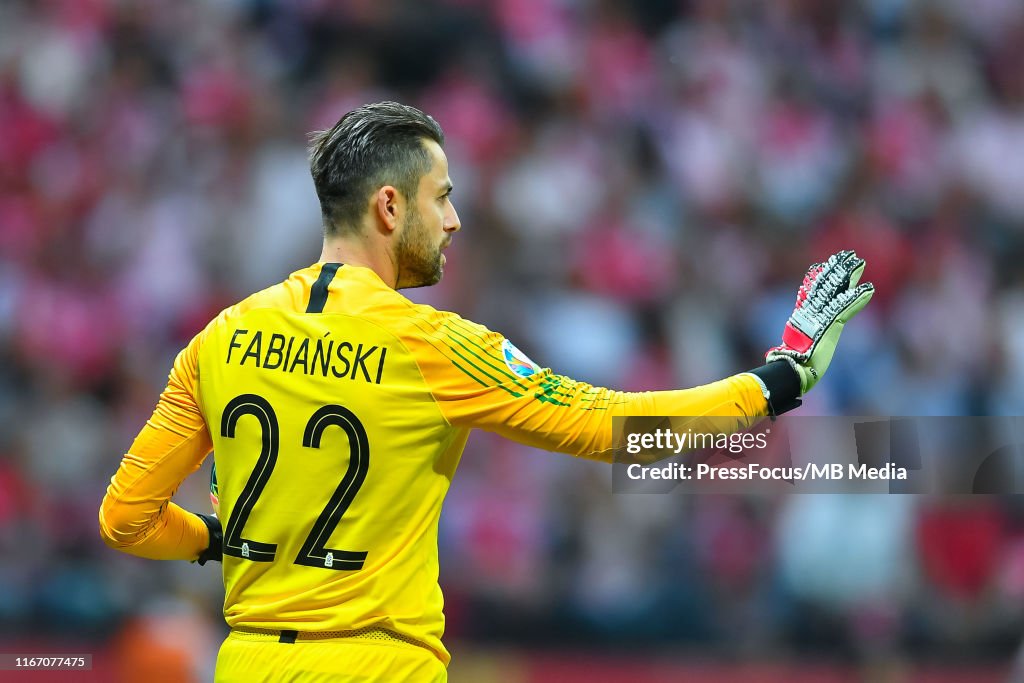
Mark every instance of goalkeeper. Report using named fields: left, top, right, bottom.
left=98, top=101, right=872, bottom=683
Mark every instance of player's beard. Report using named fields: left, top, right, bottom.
left=394, top=207, right=445, bottom=289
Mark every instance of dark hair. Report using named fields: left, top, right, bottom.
left=309, top=101, right=445, bottom=236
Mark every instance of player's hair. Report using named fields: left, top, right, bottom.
left=309, top=101, right=445, bottom=236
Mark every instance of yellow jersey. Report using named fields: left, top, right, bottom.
left=99, top=262, right=767, bottom=664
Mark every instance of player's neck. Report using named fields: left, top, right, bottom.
left=319, top=239, right=398, bottom=290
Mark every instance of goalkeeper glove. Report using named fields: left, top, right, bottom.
left=766, top=250, right=874, bottom=395
left=194, top=513, right=222, bottom=565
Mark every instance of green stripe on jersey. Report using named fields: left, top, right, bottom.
left=445, top=325, right=530, bottom=392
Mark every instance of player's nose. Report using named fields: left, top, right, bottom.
left=444, top=203, right=461, bottom=234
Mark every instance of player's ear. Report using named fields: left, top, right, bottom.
left=375, top=186, right=401, bottom=233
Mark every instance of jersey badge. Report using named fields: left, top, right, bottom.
left=502, top=339, right=541, bottom=378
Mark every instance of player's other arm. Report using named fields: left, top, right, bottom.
left=98, top=334, right=220, bottom=562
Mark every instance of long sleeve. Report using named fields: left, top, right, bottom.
left=99, top=332, right=213, bottom=560
left=398, top=309, right=768, bottom=462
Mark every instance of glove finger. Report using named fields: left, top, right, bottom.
left=835, top=250, right=865, bottom=289
left=804, top=262, right=824, bottom=278
left=844, top=253, right=866, bottom=290
left=834, top=282, right=874, bottom=323
left=813, top=251, right=864, bottom=301
left=807, top=254, right=841, bottom=303
left=794, top=262, right=824, bottom=309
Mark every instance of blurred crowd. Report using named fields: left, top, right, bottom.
left=3, top=0, right=1024, bottom=677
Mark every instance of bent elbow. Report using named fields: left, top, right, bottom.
left=98, top=494, right=143, bottom=551
left=98, top=496, right=124, bottom=549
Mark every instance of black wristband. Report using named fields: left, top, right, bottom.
left=194, top=513, right=223, bottom=565
left=748, top=360, right=802, bottom=417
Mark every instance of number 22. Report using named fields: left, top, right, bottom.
left=218, top=394, right=370, bottom=570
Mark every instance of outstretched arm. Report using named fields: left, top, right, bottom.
left=398, top=250, right=871, bottom=461
left=396, top=312, right=780, bottom=461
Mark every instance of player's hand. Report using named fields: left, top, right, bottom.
left=766, top=250, right=874, bottom=395
left=194, top=513, right=223, bottom=565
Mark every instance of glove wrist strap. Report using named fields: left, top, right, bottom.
left=194, top=513, right=223, bottom=566
left=744, top=360, right=802, bottom=418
